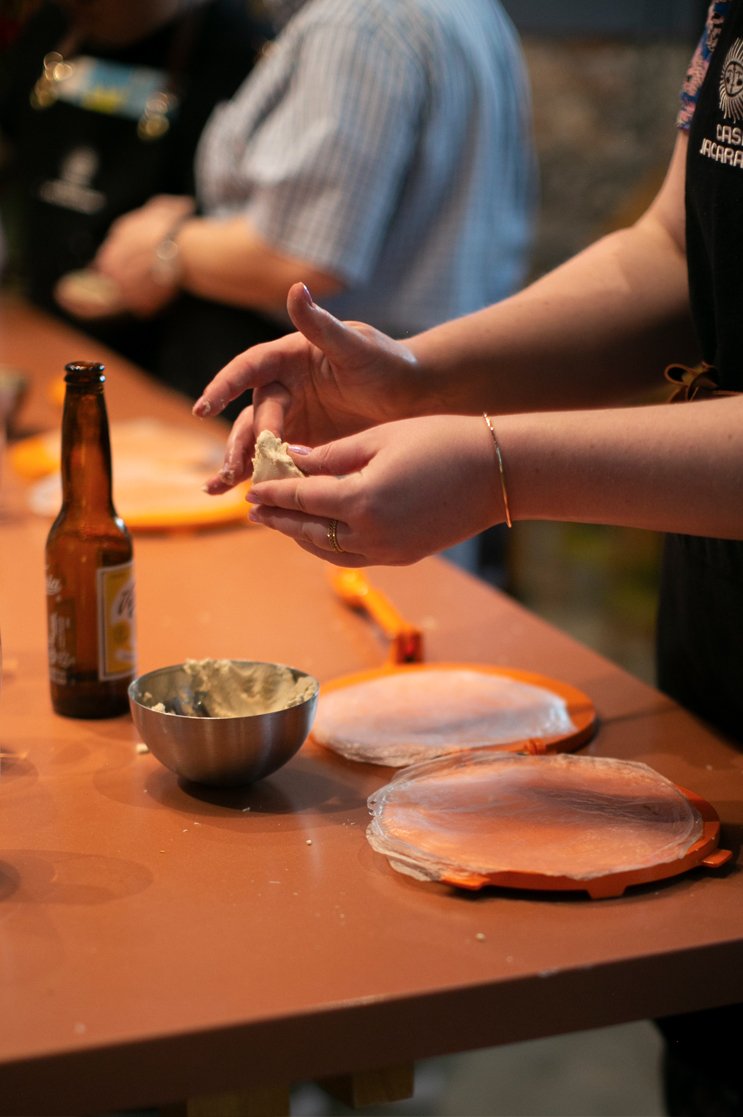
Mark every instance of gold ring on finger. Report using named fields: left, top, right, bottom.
left=327, top=518, right=343, bottom=553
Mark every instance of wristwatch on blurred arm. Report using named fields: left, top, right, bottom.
left=151, top=220, right=186, bottom=287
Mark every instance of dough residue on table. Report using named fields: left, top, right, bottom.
left=251, top=430, right=304, bottom=483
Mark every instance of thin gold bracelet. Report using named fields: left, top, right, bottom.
left=482, top=412, right=513, bottom=528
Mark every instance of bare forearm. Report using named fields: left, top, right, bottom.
left=496, top=396, right=743, bottom=539
left=408, top=136, right=697, bottom=416
left=408, top=223, right=696, bottom=416
left=176, top=216, right=342, bottom=316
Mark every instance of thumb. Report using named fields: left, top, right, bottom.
left=290, top=432, right=375, bottom=478
left=286, top=282, right=372, bottom=366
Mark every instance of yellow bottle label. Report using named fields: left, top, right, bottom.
left=97, top=562, right=136, bottom=679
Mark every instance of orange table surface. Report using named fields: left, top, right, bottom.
left=1, top=296, right=742, bottom=1115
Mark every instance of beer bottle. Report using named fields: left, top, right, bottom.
left=45, top=362, right=136, bottom=717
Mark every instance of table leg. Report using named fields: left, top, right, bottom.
left=316, top=1063, right=415, bottom=1108
left=161, top=1085, right=291, bottom=1117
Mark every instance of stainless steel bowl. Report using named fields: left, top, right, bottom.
left=129, top=660, right=319, bottom=787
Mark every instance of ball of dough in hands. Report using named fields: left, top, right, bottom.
left=251, top=430, right=304, bottom=483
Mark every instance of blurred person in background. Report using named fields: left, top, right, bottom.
left=0, top=0, right=272, bottom=370
left=82, top=0, right=536, bottom=428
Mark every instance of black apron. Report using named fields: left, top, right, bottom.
left=655, top=3, right=743, bottom=1105
left=656, top=1, right=743, bottom=744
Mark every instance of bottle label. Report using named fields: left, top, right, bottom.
left=47, top=592, right=77, bottom=684
left=97, top=562, right=136, bottom=680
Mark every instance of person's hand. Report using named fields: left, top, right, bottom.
left=194, top=282, right=425, bottom=494
left=246, top=414, right=499, bottom=566
left=54, top=267, right=125, bottom=321
left=93, top=194, right=195, bottom=317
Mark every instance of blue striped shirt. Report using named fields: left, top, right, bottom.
left=196, top=0, right=535, bottom=336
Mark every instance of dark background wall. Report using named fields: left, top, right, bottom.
left=502, top=1, right=706, bottom=39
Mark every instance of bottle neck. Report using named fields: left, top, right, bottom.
left=59, top=363, right=115, bottom=515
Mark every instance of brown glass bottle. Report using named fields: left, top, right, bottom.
left=45, top=362, right=136, bottom=717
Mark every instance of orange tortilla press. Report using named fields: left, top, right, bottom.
left=330, top=568, right=424, bottom=664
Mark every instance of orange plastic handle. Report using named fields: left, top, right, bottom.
left=331, top=568, right=424, bottom=664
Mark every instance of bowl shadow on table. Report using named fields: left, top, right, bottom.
left=142, top=748, right=374, bottom=829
